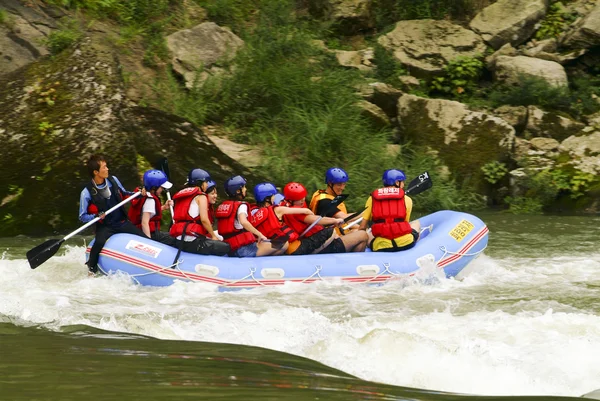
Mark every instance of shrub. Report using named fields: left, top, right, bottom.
left=481, top=161, right=507, bottom=185
left=488, top=74, right=571, bottom=111
left=534, top=3, right=578, bottom=40
left=373, top=44, right=406, bottom=85
left=45, top=21, right=83, bottom=54
left=371, top=0, right=476, bottom=31
left=430, top=55, right=484, bottom=97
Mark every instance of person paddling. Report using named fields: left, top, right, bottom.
left=79, top=155, right=147, bottom=274
left=127, top=169, right=176, bottom=246
left=359, top=169, right=421, bottom=252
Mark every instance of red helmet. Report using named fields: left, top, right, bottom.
left=283, top=182, right=308, bottom=201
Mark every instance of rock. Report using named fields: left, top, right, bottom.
left=166, top=22, right=244, bottom=89
left=561, top=2, right=600, bottom=50
left=377, top=20, right=487, bottom=79
left=492, top=55, right=569, bottom=88
left=530, top=137, right=560, bottom=151
left=525, top=106, right=585, bottom=141
left=357, top=100, right=390, bottom=128
left=559, top=131, right=600, bottom=174
left=493, top=105, right=528, bottom=132
left=469, top=0, right=548, bottom=50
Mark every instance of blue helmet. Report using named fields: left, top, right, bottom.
left=273, top=193, right=285, bottom=205
left=325, top=167, right=349, bottom=184
left=143, top=170, right=168, bottom=190
left=206, top=179, right=217, bottom=193
left=186, top=168, right=211, bottom=186
left=382, top=169, right=406, bottom=186
left=253, top=182, right=278, bottom=203
left=224, top=175, right=247, bottom=197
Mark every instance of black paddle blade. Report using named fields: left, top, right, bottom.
left=26, top=239, right=64, bottom=269
left=405, top=172, right=432, bottom=196
left=323, top=194, right=349, bottom=216
left=155, top=157, right=171, bottom=179
left=343, top=207, right=367, bottom=223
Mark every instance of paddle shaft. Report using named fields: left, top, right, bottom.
left=64, top=191, right=142, bottom=242
left=298, top=194, right=348, bottom=239
left=166, top=190, right=175, bottom=224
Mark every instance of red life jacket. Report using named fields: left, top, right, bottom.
left=216, top=200, right=256, bottom=251
left=169, top=187, right=210, bottom=238
left=128, top=190, right=162, bottom=233
left=282, top=208, right=322, bottom=238
left=249, top=206, right=298, bottom=242
left=370, top=187, right=413, bottom=240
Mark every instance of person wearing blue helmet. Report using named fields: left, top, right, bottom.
left=216, top=176, right=285, bottom=257
left=359, top=169, right=421, bottom=252
left=79, top=155, right=148, bottom=274
left=170, top=168, right=230, bottom=256
left=309, top=167, right=351, bottom=219
left=127, top=169, right=176, bottom=246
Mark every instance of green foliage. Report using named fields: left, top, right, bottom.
left=534, top=3, right=577, bottom=40
left=504, top=196, right=543, bottom=214
left=38, top=121, right=55, bottom=136
left=195, top=0, right=256, bottom=33
left=0, top=9, right=8, bottom=25
left=569, top=75, right=600, bottom=117
left=45, top=21, right=83, bottom=54
left=373, top=44, right=406, bottom=85
left=371, top=0, right=476, bottom=30
left=488, top=74, right=571, bottom=111
left=481, top=161, right=507, bottom=185
left=430, top=55, right=484, bottom=97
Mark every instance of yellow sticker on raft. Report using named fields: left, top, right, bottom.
left=449, top=219, right=475, bottom=242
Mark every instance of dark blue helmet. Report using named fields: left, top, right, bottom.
left=325, top=167, right=349, bottom=184
left=186, top=168, right=211, bottom=186
left=206, top=179, right=217, bottom=193
left=382, top=169, right=406, bottom=186
left=224, top=175, right=247, bottom=197
left=143, top=170, right=169, bottom=190
left=253, top=182, right=278, bottom=203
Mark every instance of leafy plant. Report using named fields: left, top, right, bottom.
left=371, top=0, right=477, bottom=30
left=534, top=3, right=577, bottom=40
left=38, top=121, right=55, bottom=136
left=373, top=44, right=406, bottom=85
left=504, top=196, right=543, bottom=214
left=481, top=161, right=507, bottom=184
left=488, top=74, right=571, bottom=111
left=430, top=55, right=484, bottom=96
left=45, top=21, right=82, bottom=54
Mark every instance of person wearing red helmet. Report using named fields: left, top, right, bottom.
left=127, top=169, right=176, bottom=246
left=359, top=169, right=421, bottom=252
left=283, top=182, right=367, bottom=254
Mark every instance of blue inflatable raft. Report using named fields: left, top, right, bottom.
left=87, top=210, right=488, bottom=289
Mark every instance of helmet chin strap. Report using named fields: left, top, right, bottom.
left=328, top=183, right=340, bottom=196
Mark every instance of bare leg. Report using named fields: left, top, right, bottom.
left=311, top=232, right=337, bottom=254
left=257, top=240, right=288, bottom=256
left=340, top=230, right=369, bottom=252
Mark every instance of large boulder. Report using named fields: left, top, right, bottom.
left=469, top=0, right=548, bottom=50
left=525, top=106, right=585, bottom=141
left=0, top=0, right=58, bottom=76
left=561, top=2, right=600, bottom=50
left=166, top=22, right=244, bottom=89
left=377, top=20, right=487, bottom=79
left=397, top=95, right=515, bottom=191
left=306, top=0, right=373, bottom=34
left=491, top=55, right=568, bottom=87
left=0, top=37, right=259, bottom=237
left=559, top=131, right=600, bottom=175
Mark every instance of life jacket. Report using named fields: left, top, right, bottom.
left=309, top=189, right=347, bottom=215
left=169, top=187, right=211, bottom=238
left=86, top=176, right=127, bottom=227
left=216, top=200, right=256, bottom=251
left=249, top=206, right=298, bottom=243
left=128, top=189, right=162, bottom=232
left=282, top=207, right=323, bottom=238
left=370, top=187, right=412, bottom=240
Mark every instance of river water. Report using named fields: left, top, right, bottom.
left=1, top=211, right=599, bottom=400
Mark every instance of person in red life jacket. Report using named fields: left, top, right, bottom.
left=283, top=182, right=368, bottom=254
left=169, top=169, right=230, bottom=256
left=216, top=176, right=282, bottom=257
left=79, top=154, right=147, bottom=274
left=127, top=169, right=177, bottom=247
left=358, top=169, right=421, bottom=252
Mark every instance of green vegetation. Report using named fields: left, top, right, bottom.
left=45, top=20, right=83, bottom=54
left=430, top=55, right=484, bottom=97
left=481, top=161, right=507, bottom=185
left=371, top=0, right=476, bottom=30
left=534, top=2, right=578, bottom=40
left=0, top=9, right=8, bottom=25
left=373, top=44, right=406, bottom=85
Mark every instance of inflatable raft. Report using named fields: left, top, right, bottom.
left=87, top=210, right=488, bottom=289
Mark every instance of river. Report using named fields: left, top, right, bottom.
left=1, top=211, right=599, bottom=400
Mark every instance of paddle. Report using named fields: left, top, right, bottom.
left=156, top=157, right=175, bottom=225
left=405, top=171, right=432, bottom=196
left=27, top=191, right=142, bottom=269
left=343, top=207, right=367, bottom=223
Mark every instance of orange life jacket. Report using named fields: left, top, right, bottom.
left=370, top=187, right=412, bottom=240
left=249, top=206, right=298, bottom=242
left=309, top=189, right=348, bottom=215
left=128, top=190, right=162, bottom=233
left=169, top=187, right=210, bottom=238
left=216, top=200, right=256, bottom=251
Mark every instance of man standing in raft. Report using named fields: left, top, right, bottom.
left=359, top=169, right=421, bottom=252
left=127, top=169, right=176, bottom=246
left=216, top=175, right=285, bottom=257
left=79, top=154, right=147, bottom=274
left=170, top=168, right=230, bottom=256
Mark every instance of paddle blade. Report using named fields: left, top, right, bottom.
left=343, top=207, right=367, bottom=223
left=323, top=194, right=349, bottom=216
left=405, top=172, right=432, bottom=196
left=26, top=239, right=64, bottom=269
left=155, top=157, right=171, bottom=179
